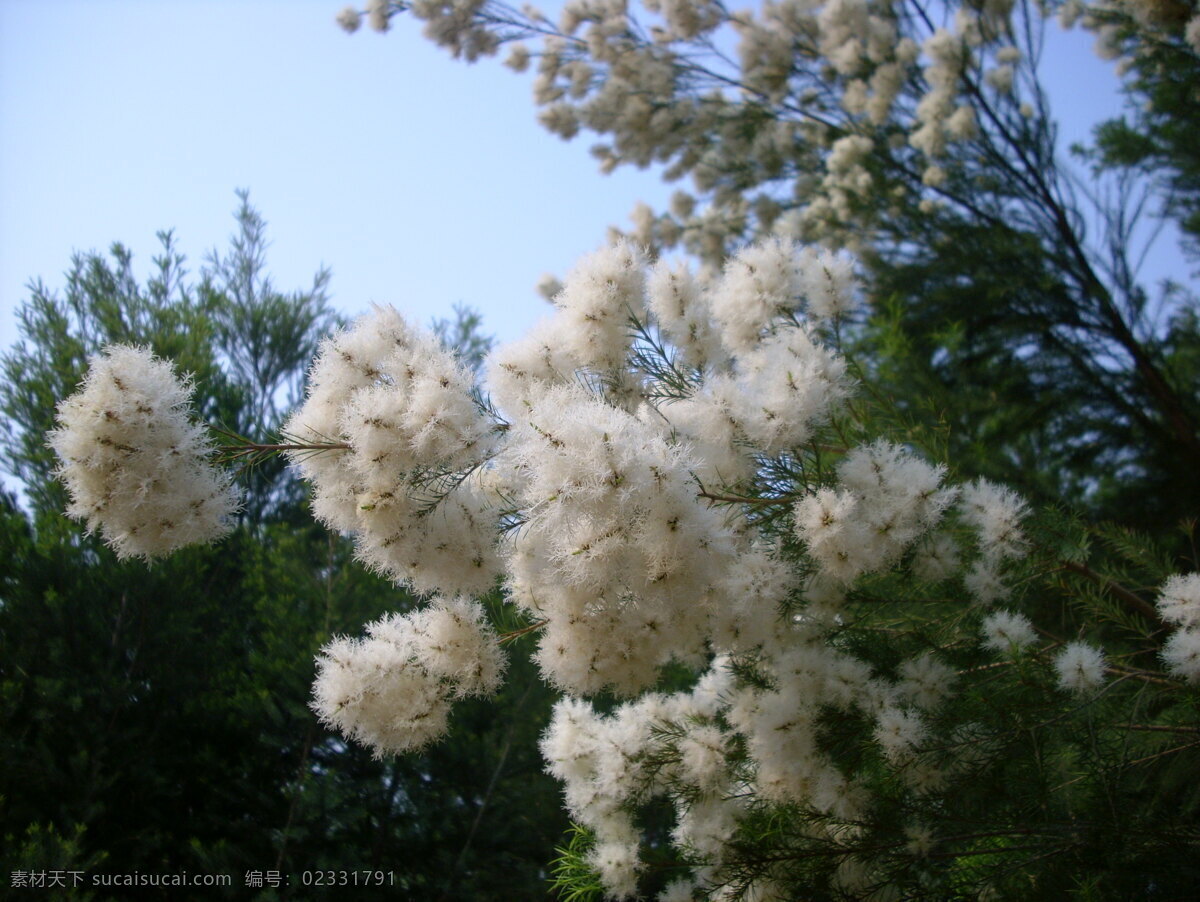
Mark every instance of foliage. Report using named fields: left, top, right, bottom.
left=434, top=300, right=498, bottom=374
left=0, top=198, right=565, bottom=899
left=1086, top=0, right=1200, bottom=258
left=46, top=228, right=1200, bottom=898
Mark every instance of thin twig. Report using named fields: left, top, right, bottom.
left=500, top=619, right=549, bottom=644
left=697, top=489, right=795, bottom=506
left=1058, top=560, right=1163, bottom=626
left=1110, top=723, right=1200, bottom=735
left=219, top=441, right=351, bottom=454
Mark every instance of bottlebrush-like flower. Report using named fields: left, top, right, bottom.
left=1053, top=641, right=1107, bottom=693
left=311, top=597, right=505, bottom=756
left=47, top=345, right=238, bottom=560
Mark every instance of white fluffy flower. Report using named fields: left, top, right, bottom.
left=794, top=487, right=872, bottom=584
left=486, top=315, right=581, bottom=411
left=795, top=442, right=951, bottom=584
left=677, top=723, right=731, bottom=794
left=981, top=610, right=1037, bottom=655
left=960, top=479, right=1027, bottom=561
left=875, top=706, right=927, bottom=763
left=659, top=878, right=701, bottom=902
left=944, top=104, right=977, bottom=140
left=552, top=240, right=647, bottom=373
left=1187, top=14, right=1200, bottom=54
left=312, top=631, right=449, bottom=756
left=367, top=0, right=390, bottom=32
left=912, top=532, right=961, bottom=583
left=505, top=43, right=532, bottom=73
left=730, top=326, right=850, bottom=454
left=405, top=596, right=507, bottom=694
left=1155, top=573, right=1200, bottom=629
left=1053, top=641, right=1106, bottom=693
left=311, top=597, right=505, bottom=756
left=897, top=652, right=957, bottom=711
left=535, top=271, right=563, bottom=301
left=1162, top=629, right=1200, bottom=683
left=502, top=383, right=734, bottom=693
left=904, top=823, right=936, bottom=858
left=985, top=64, right=1014, bottom=94
left=284, top=307, right=501, bottom=595
left=335, top=5, right=362, bottom=32
left=588, top=839, right=642, bottom=900
left=797, top=247, right=858, bottom=322
left=646, top=258, right=724, bottom=371
left=661, top=386, right=757, bottom=489
left=711, top=238, right=803, bottom=352
left=964, top=558, right=1009, bottom=605
left=48, top=345, right=239, bottom=560
left=671, top=795, right=747, bottom=865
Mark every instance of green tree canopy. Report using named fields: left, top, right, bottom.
left=0, top=196, right=566, bottom=899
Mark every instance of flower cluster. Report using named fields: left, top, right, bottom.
left=52, top=234, right=1198, bottom=898
left=1158, top=573, right=1200, bottom=682
left=277, top=239, right=1067, bottom=897
left=348, top=0, right=1081, bottom=265
left=311, top=596, right=505, bottom=754
left=282, top=306, right=501, bottom=597
left=47, top=345, right=238, bottom=560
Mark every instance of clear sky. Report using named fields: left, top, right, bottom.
left=0, top=0, right=1175, bottom=362
left=0, top=0, right=676, bottom=354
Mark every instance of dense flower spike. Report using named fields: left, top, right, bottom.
left=357, top=0, right=1105, bottom=267
left=283, top=306, right=501, bottom=596
left=794, top=441, right=954, bottom=583
left=48, top=345, right=239, bottom=560
left=311, top=596, right=505, bottom=755
left=1156, top=573, right=1200, bottom=628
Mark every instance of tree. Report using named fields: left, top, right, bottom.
left=24, top=2, right=1200, bottom=897
left=344, top=0, right=1200, bottom=534
left=1, top=197, right=566, bottom=899
left=1087, top=0, right=1200, bottom=258
left=46, top=234, right=1200, bottom=899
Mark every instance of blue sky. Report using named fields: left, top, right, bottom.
left=0, top=0, right=675, bottom=353
left=0, top=0, right=1173, bottom=361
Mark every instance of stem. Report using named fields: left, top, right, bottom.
left=1112, top=724, right=1200, bottom=735
left=1058, top=560, right=1163, bottom=627
left=697, top=489, right=796, bottom=506
left=1105, top=665, right=1179, bottom=688
left=440, top=679, right=537, bottom=901
left=500, top=619, right=549, bottom=644
left=1125, top=740, right=1200, bottom=769
left=219, top=441, right=351, bottom=454
left=275, top=534, right=337, bottom=876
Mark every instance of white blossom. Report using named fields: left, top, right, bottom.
left=875, top=706, right=927, bottom=763
left=311, top=597, right=505, bottom=756
left=981, top=609, right=1037, bottom=655
left=1162, top=629, right=1200, bottom=683
left=1053, top=641, right=1106, bottom=693
left=897, top=652, right=957, bottom=711
left=960, top=479, right=1027, bottom=561
left=367, top=0, right=390, bottom=32
left=48, top=345, right=238, bottom=560
left=283, top=306, right=501, bottom=595
left=1155, top=573, right=1200, bottom=629
left=711, top=238, right=803, bottom=352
